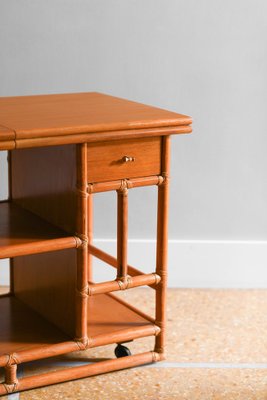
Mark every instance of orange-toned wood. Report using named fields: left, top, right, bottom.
left=154, top=136, right=170, bottom=356
left=0, top=125, right=14, bottom=140
left=4, top=364, right=18, bottom=386
left=87, top=137, right=161, bottom=183
left=13, top=250, right=77, bottom=337
left=117, top=187, right=128, bottom=280
left=10, top=145, right=77, bottom=233
left=0, top=340, right=82, bottom=368
left=0, top=290, right=158, bottom=368
left=0, top=351, right=162, bottom=396
left=0, top=296, right=70, bottom=359
left=88, top=273, right=160, bottom=295
left=87, top=293, right=156, bottom=338
left=8, top=152, right=14, bottom=296
left=0, top=91, right=192, bottom=394
left=88, top=193, right=93, bottom=282
left=13, top=125, right=192, bottom=149
left=90, top=326, right=158, bottom=349
left=75, top=144, right=88, bottom=344
left=10, top=144, right=80, bottom=338
left=0, top=125, right=15, bottom=150
left=0, top=202, right=77, bottom=259
left=0, top=141, right=15, bottom=150
left=0, top=92, right=192, bottom=146
left=107, top=292, right=156, bottom=325
left=88, top=175, right=163, bottom=193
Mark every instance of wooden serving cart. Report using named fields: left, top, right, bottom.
left=0, top=92, right=192, bottom=395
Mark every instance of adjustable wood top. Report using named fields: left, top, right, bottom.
left=0, top=92, right=192, bottom=150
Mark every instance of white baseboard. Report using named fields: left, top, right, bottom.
left=1, top=240, right=267, bottom=288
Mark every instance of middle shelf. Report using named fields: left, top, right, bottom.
left=0, top=202, right=77, bottom=259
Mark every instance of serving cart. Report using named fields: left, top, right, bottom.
left=0, top=92, right=192, bottom=395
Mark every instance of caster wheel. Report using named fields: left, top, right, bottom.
left=115, top=344, right=132, bottom=358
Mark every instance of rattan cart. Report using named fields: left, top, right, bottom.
left=0, top=92, right=192, bottom=395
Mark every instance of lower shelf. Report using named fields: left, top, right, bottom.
left=0, top=296, right=69, bottom=357
left=0, top=293, right=157, bottom=364
left=88, top=293, right=157, bottom=345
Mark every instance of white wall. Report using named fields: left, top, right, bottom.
left=1, top=0, right=267, bottom=287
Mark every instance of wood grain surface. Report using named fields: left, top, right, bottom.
left=0, top=296, right=69, bottom=357
left=0, top=202, right=76, bottom=259
left=87, top=293, right=154, bottom=338
left=0, top=125, right=15, bottom=150
left=87, top=137, right=161, bottom=183
left=11, top=144, right=77, bottom=233
left=13, top=249, right=77, bottom=337
left=0, top=92, right=192, bottom=393
left=0, top=92, right=192, bottom=149
left=0, top=92, right=192, bottom=136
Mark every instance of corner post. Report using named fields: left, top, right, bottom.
left=117, top=182, right=128, bottom=281
left=76, top=143, right=89, bottom=345
left=154, top=136, right=170, bottom=355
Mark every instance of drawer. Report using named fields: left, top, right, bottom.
left=87, top=137, right=161, bottom=183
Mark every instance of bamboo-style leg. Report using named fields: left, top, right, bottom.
left=88, top=192, right=93, bottom=282
left=154, top=136, right=170, bottom=355
left=5, top=364, right=18, bottom=385
left=117, top=184, right=128, bottom=281
left=76, top=144, right=88, bottom=345
left=8, top=151, right=14, bottom=296
left=3, top=363, right=18, bottom=394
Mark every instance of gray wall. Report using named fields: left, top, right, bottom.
left=1, top=0, right=267, bottom=241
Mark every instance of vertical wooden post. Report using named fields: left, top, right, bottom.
left=8, top=151, right=14, bottom=295
left=154, top=136, right=170, bottom=355
left=117, top=184, right=128, bottom=281
left=76, top=144, right=88, bottom=345
left=5, top=363, right=18, bottom=388
left=7, top=150, right=12, bottom=201
left=88, top=192, right=93, bottom=282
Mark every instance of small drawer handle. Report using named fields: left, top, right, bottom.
left=122, top=155, right=136, bottom=163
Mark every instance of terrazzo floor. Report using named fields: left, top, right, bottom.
left=1, top=287, right=267, bottom=399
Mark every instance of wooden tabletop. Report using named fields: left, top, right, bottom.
left=0, top=92, right=192, bottom=150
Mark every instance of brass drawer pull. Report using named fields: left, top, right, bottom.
left=122, top=155, right=135, bottom=163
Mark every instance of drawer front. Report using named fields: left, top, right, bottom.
left=87, top=137, right=161, bottom=183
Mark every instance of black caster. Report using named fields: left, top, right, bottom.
left=114, top=343, right=132, bottom=358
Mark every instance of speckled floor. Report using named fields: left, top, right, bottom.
left=1, top=287, right=267, bottom=399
